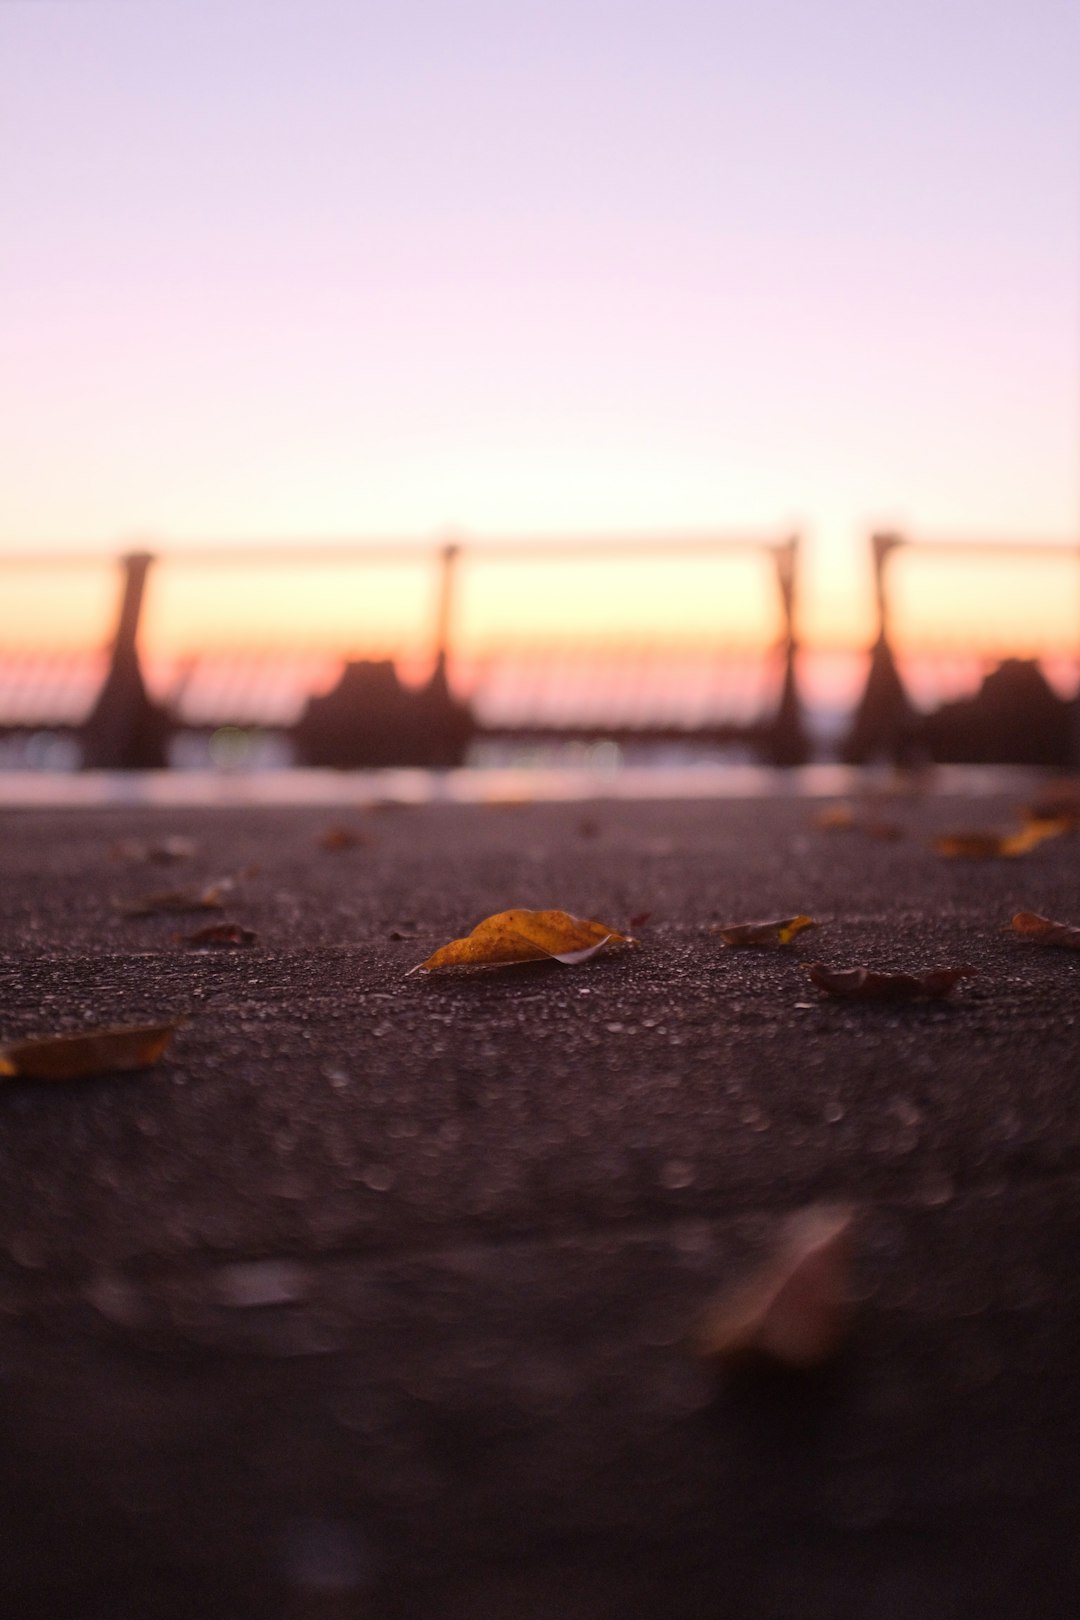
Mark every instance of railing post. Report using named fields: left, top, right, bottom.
left=764, top=534, right=809, bottom=764
left=81, top=550, right=170, bottom=768
left=843, top=531, right=917, bottom=764
left=432, top=540, right=460, bottom=680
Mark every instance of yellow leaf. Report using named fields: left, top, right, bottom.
left=0, top=1021, right=181, bottom=1082
left=934, top=818, right=1070, bottom=859
left=716, top=914, right=817, bottom=948
left=411, top=908, right=633, bottom=973
left=694, top=1204, right=855, bottom=1372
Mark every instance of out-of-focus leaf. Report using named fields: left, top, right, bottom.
left=111, top=836, right=198, bottom=864
left=934, top=818, right=1070, bottom=859
left=716, top=914, right=817, bottom=948
left=411, top=908, right=634, bottom=973
left=812, top=803, right=902, bottom=840
left=115, top=880, right=232, bottom=916
left=814, top=802, right=856, bottom=830
left=1006, top=910, right=1080, bottom=952
left=805, top=962, right=973, bottom=1000
left=1023, top=782, right=1080, bottom=828
left=0, top=1021, right=181, bottom=1081
left=317, top=826, right=371, bottom=851
left=176, top=923, right=257, bottom=948
left=627, top=910, right=653, bottom=930
left=695, top=1204, right=855, bottom=1372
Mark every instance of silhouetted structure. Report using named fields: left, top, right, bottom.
left=81, top=553, right=171, bottom=769
left=922, top=659, right=1075, bottom=766
left=762, top=537, right=809, bottom=765
left=292, top=659, right=475, bottom=768
left=844, top=534, right=919, bottom=763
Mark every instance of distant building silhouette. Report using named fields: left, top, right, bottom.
left=292, top=658, right=475, bottom=768
left=921, top=658, right=1074, bottom=766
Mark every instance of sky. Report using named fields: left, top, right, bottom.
left=2, top=0, right=1079, bottom=655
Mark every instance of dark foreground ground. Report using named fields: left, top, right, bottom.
left=2, top=789, right=1080, bottom=1619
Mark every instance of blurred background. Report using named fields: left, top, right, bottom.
left=2, top=0, right=1078, bottom=774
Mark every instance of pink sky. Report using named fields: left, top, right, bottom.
left=2, top=0, right=1078, bottom=651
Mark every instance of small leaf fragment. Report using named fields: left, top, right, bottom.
left=115, top=880, right=233, bottom=916
left=805, top=962, right=973, bottom=1001
left=411, top=908, right=634, bottom=973
left=813, top=802, right=856, bottom=830
left=111, top=836, right=198, bottom=864
left=0, top=1021, right=181, bottom=1082
left=176, top=922, right=257, bottom=948
left=318, top=826, right=370, bottom=851
left=1006, top=911, right=1080, bottom=952
left=695, top=1204, right=855, bottom=1372
left=716, top=914, right=817, bottom=948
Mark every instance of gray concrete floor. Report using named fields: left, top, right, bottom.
left=2, top=794, right=1080, bottom=1618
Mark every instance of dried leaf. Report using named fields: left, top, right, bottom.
left=0, top=1021, right=181, bottom=1082
left=805, top=962, right=973, bottom=1000
left=716, top=914, right=817, bottom=948
left=934, top=819, right=1070, bottom=859
left=111, top=836, right=198, bottom=864
left=1006, top=911, right=1080, bottom=952
left=812, top=804, right=902, bottom=840
left=176, top=923, right=257, bottom=948
left=115, top=880, right=232, bottom=917
left=411, top=908, right=634, bottom=973
left=318, top=826, right=370, bottom=851
left=695, top=1204, right=855, bottom=1372
left=1022, top=782, right=1080, bottom=828
left=814, top=802, right=856, bottom=830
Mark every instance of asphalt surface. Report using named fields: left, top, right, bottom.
left=2, top=789, right=1080, bottom=1618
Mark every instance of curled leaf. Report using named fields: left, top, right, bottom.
left=805, top=962, right=973, bottom=1000
left=695, top=1204, right=855, bottom=1372
left=934, top=819, right=1070, bottom=859
left=176, top=923, right=257, bottom=948
left=0, top=1021, right=181, bottom=1081
left=115, top=880, right=232, bottom=916
left=411, top=908, right=634, bottom=973
left=1006, top=911, right=1080, bottom=952
left=716, top=914, right=817, bottom=948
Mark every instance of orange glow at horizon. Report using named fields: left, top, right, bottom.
left=1, top=543, right=1078, bottom=667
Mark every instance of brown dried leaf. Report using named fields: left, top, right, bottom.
left=805, top=962, right=973, bottom=1000
left=934, top=818, right=1070, bottom=859
left=1006, top=910, right=1080, bottom=952
left=812, top=803, right=902, bottom=840
left=115, top=880, right=232, bottom=916
left=1022, top=782, right=1080, bottom=828
left=317, top=826, right=371, bottom=851
left=716, top=914, right=817, bottom=948
left=695, top=1204, right=855, bottom=1372
left=411, top=908, right=634, bottom=973
left=176, top=923, right=257, bottom=948
left=111, top=836, right=198, bottom=864
left=0, top=1021, right=181, bottom=1082
left=813, top=802, right=856, bottom=830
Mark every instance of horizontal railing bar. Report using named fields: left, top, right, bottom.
left=888, top=536, right=1080, bottom=559
left=0, top=532, right=795, bottom=568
